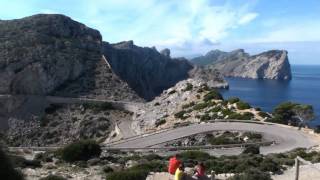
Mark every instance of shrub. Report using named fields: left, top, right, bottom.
left=228, top=112, right=254, bottom=120
left=83, top=102, right=114, bottom=112
left=228, top=97, right=240, bottom=104
left=179, top=151, right=210, bottom=161
left=193, top=103, right=208, bottom=110
left=103, top=166, right=114, bottom=173
left=242, top=145, right=260, bottom=155
left=228, top=168, right=271, bottom=180
left=236, top=101, right=251, bottom=110
left=258, top=112, right=271, bottom=118
left=182, top=101, right=195, bottom=109
left=128, top=161, right=166, bottom=172
left=183, top=83, right=193, bottom=91
left=106, top=170, right=149, bottom=180
left=155, top=119, right=166, bottom=127
left=59, top=140, right=101, bottom=162
left=200, top=113, right=211, bottom=121
left=168, top=90, right=176, bottom=95
left=174, top=110, right=187, bottom=119
left=40, top=175, right=67, bottom=180
left=0, top=148, right=24, bottom=180
left=242, top=132, right=262, bottom=140
left=259, top=157, right=281, bottom=172
left=203, top=90, right=223, bottom=101
left=44, top=104, right=62, bottom=114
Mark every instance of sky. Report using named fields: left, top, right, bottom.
left=0, top=0, right=320, bottom=64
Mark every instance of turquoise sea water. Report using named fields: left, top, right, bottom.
left=220, top=65, right=320, bottom=126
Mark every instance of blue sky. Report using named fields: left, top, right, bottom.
left=1, top=0, right=320, bottom=64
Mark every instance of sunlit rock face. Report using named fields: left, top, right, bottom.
left=191, top=49, right=292, bottom=80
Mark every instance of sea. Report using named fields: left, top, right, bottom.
left=220, top=65, right=320, bottom=127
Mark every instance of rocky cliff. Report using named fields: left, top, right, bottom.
left=0, top=14, right=141, bottom=101
left=191, top=49, right=292, bottom=80
left=102, top=41, right=195, bottom=100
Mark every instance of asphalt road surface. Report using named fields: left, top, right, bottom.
left=107, top=122, right=319, bottom=155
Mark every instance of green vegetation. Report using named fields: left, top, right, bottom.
left=40, top=175, right=67, bottom=180
left=242, top=145, right=260, bottom=154
left=242, top=132, right=262, bottom=140
left=155, top=119, right=166, bottom=127
left=0, top=148, right=24, bottom=180
left=208, top=132, right=243, bottom=145
left=182, top=101, right=195, bottom=109
left=106, top=161, right=165, bottom=180
left=183, top=83, right=193, bottom=91
left=193, top=101, right=215, bottom=110
left=228, top=168, right=272, bottom=180
left=179, top=150, right=211, bottom=161
left=236, top=101, right=251, bottom=110
left=203, top=90, right=223, bottom=101
left=267, top=102, right=314, bottom=124
left=106, top=170, right=149, bottom=180
left=83, top=102, right=114, bottom=112
left=102, top=148, right=320, bottom=178
left=174, top=110, right=189, bottom=120
left=258, top=111, right=271, bottom=118
left=59, top=140, right=101, bottom=162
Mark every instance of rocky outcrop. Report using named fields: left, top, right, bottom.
left=191, top=49, right=292, bottom=80
left=0, top=14, right=141, bottom=101
left=102, top=41, right=195, bottom=100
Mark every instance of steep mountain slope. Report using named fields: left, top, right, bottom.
left=0, top=14, right=141, bottom=101
left=191, top=49, right=292, bottom=80
left=102, top=41, right=195, bottom=100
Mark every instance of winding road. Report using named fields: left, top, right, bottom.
left=106, top=122, right=320, bottom=155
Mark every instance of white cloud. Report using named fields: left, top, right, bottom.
left=238, top=13, right=259, bottom=25
left=75, top=0, right=258, bottom=56
left=40, top=9, right=59, bottom=14
left=245, top=21, right=320, bottom=43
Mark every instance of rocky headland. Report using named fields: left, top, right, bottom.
left=191, top=49, right=292, bottom=80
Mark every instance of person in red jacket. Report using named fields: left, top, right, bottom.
left=168, top=154, right=182, bottom=175
left=193, top=162, right=206, bottom=179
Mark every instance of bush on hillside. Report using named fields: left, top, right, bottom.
left=40, top=175, right=67, bottom=180
left=59, top=140, right=101, bottom=162
left=83, top=102, right=114, bottom=112
left=183, top=83, right=193, bottom=91
left=236, top=101, right=251, bottom=110
left=174, top=110, right=188, bottom=119
left=179, top=151, right=210, bottom=161
left=155, top=119, right=166, bottom=127
left=203, top=90, right=223, bottom=101
left=182, top=101, right=195, bottom=109
left=242, top=145, right=260, bottom=155
left=0, top=148, right=24, bottom=180
left=106, top=170, right=149, bottom=180
left=258, top=111, right=271, bottom=118
left=228, top=168, right=272, bottom=180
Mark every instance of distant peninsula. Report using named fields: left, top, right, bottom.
left=191, top=49, right=292, bottom=80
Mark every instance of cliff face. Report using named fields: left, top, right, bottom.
left=0, top=14, right=141, bottom=101
left=102, top=41, right=195, bottom=100
left=191, top=49, right=292, bottom=80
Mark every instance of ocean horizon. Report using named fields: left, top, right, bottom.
left=220, top=64, right=320, bottom=127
